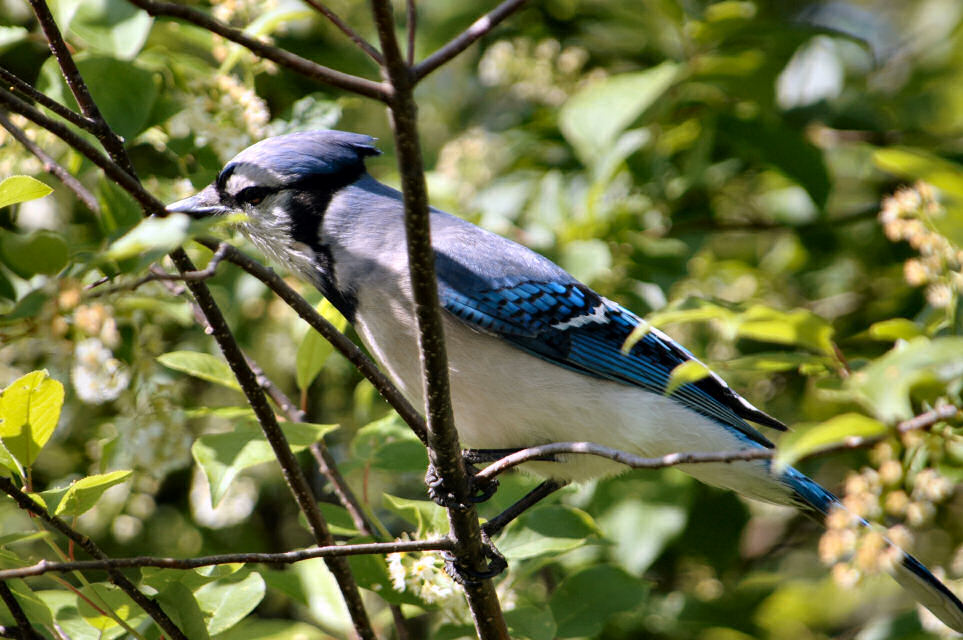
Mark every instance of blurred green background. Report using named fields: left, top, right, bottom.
left=2, top=0, right=963, bottom=638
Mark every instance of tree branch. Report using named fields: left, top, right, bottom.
left=0, top=582, right=43, bottom=640
left=0, top=67, right=94, bottom=133
left=0, top=539, right=453, bottom=581
left=371, top=2, right=509, bottom=637
left=0, top=477, right=187, bottom=640
left=482, top=480, right=567, bottom=537
left=302, top=0, right=384, bottom=65
left=127, top=0, right=390, bottom=101
left=412, top=0, right=530, bottom=82
left=0, top=111, right=99, bottom=213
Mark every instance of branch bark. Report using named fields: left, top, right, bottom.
left=0, top=539, right=453, bottom=581
left=127, top=0, right=390, bottom=101
left=371, top=2, right=509, bottom=637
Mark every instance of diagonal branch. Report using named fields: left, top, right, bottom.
left=0, top=67, right=94, bottom=133
left=127, top=0, right=390, bottom=101
left=0, top=538, right=453, bottom=581
left=371, top=1, right=509, bottom=637
left=0, top=582, right=43, bottom=640
left=0, top=477, right=187, bottom=640
left=0, top=110, right=99, bottom=213
left=302, top=0, right=384, bottom=65
left=413, top=0, right=530, bottom=82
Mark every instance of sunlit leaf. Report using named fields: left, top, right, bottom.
left=776, top=413, right=887, bottom=470
left=195, top=571, right=265, bottom=636
left=498, top=504, right=599, bottom=561
left=157, top=350, right=241, bottom=391
left=77, top=583, right=146, bottom=630
left=0, top=370, right=65, bottom=472
left=736, top=305, right=835, bottom=356
left=54, top=470, right=132, bottom=517
left=874, top=147, right=963, bottom=201
left=560, top=62, right=680, bottom=164
left=106, top=213, right=191, bottom=262
left=155, top=582, right=210, bottom=640
left=867, top=318, right=925, bottom=342
left=847, top=336, right=963, bottom=422
left=192, top=421, right=337, bottom=506
left=665, top=360, right=712, bottom=395
left=383, top=493, right=448, bottom=535
left=296, top=299, right=348, bottom=390
left=0, top=175, right=53, bottom=209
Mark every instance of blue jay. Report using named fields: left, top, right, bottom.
left=168, top=129, right=963, bottom=632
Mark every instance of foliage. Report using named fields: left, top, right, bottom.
left=2, top=0, right=963, bottom=639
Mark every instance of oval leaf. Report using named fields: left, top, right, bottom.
left=157, top=351, right=241, bottom=391
left=194, top=571, right=265, bottom=636
left=106, top=213, right=191, bottom=262
left=54, top=470, right=133, bottom=517
left=0, top=370, right=65, bottom=471
left=0, top=230, right=69, bottom=277
left=0, top=175, right=52, bottom=209
left=776, top=413, right=887, bottom=470
left=665, top=359, right=712, bottom=395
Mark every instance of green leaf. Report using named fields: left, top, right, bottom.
left=382, top=493, right=449, bottom=535
left=317, top=502, right=360, bottom=537
left=723, top=352, right=831, bottom=374
left=77, top=583, right=146, bottom=631
left=156, top=581, right=210, bottom=640
left=776, top=413, right=887, bottom=470
left=0, top=175, right=53, bottom=209
left=621, top=319, right=652, bottom=354
left=0, top=290, right=48, bottom=324
left=0, top=370, right=65, bottom=472
left=192, top=421, right=337, bottom=506
left=599, top=500, right=687, bottom=576
left=505, top=606, right=557, bottom=640
left=351, top=414, right=428, bottom=473
left=867, top=318, right=925, bottom=342
left=68, top=0, right=153, bottom=60
left=0, top=230, right=69, bottom=278
left=194, top=570, right=265, bottom=636
left=736, top=305, right=835, bottom=356
left=549, top=565, right=648, bottom=637
left=874, top=147, right=963, bottom=201
left=560, top=63, right=680, bottom=165
left=497, top=504, right=599, bottom=561
left=847, top=336, right=963, bottom=422
left=215, top=619, right=329, bottom=640
left=38, top=55, right=159, bottom=140
left=559, top=239, right=612, bottom=284
left=54, top=470, right=132, bottom=517
left=106, top=213, right=191, bottom=263
left=157, top=350, right=241, bottom=391
left=665, top=360, right=712, bottom=395
left=296, top=299, right=348, bottom=390
left=0, top=26, right=28, bottom=54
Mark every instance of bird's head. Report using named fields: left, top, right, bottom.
left=167, top=129, right=381, bottom=281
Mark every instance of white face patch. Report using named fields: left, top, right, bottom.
left=224, top=163, right=283, bottom=199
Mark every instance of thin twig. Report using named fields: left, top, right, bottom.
left=0, top=67, right=94, bottom=133
left=85, top=244, right=230, bottom=298
left=0, top=111, right=99, bottom=213
left=406, top=0, right=416, bottom=66
left=127, top=0, right=389, bottom=101
left=0, top=88, right=162, bottom=215
left=302, top=0, right=384, bottom=65
left=413, top=0, right=530, bottom=82
left=0, top=582, right=43, bottom=640
left=0, top=539, right=453, bottom=581
left=371, top=1, right=509, bottom=637
left=0, top=477, right=187, bottom=640
left=28, top=0, right=135, bottom=176
left=196, top=237, right=429, bottom=445
left=476, top=443, right=776, bottom=481
left=482, top=480, right=567, bottom=537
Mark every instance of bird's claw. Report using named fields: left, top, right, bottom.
left=425, top=460, right=499, bottom=510
left=442, top=534, right=507, bottom=586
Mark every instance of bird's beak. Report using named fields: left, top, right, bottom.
left=166, top=184, right=231, bottom=218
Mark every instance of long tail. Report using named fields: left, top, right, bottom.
left=783, top=467, right=963, bottom=633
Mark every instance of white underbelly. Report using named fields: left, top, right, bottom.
left=352, top=296, right=792, bottom=505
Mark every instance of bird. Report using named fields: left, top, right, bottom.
left=167, top=129, right=963, bottom=632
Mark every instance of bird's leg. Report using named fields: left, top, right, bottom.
left=442, top=529, right=508, bottom=586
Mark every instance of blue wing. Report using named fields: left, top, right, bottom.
left=435, top=249, right=785, bottom=448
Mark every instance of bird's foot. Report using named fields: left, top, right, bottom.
left=425, top=459, right=499, bottom=510
left=442, top=532, right=507, bottom=586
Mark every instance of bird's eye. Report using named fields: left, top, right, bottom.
left=235, top=186, right=272, bottom=206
